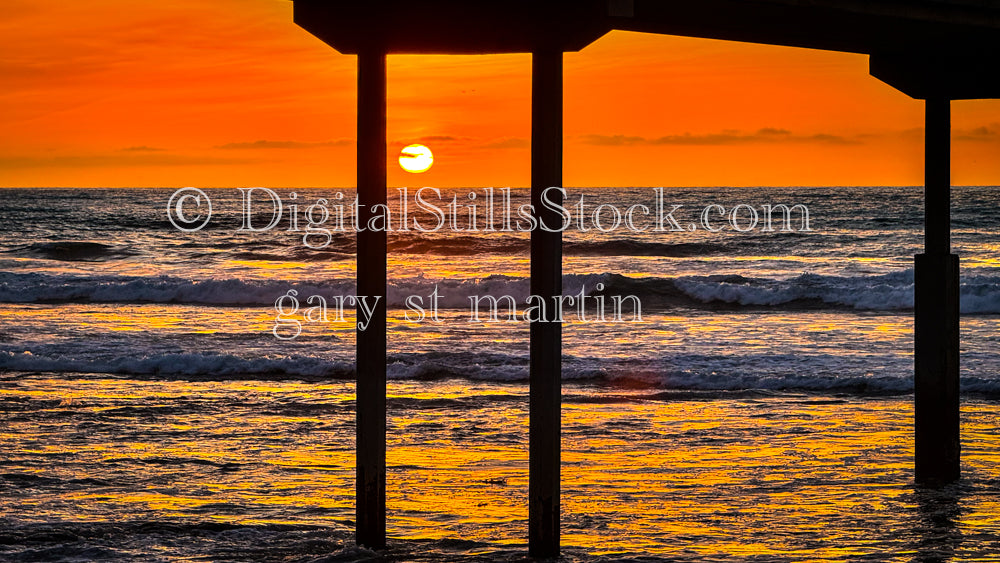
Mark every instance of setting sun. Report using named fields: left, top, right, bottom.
left=399, top=144, right=434, bottom=173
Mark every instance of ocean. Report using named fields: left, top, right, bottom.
left=1, top=186, right=999, bottom=561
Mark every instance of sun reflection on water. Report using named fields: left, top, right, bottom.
left=2, top=375, right=999, bottom=559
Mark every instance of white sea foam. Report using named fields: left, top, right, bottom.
left=4, top=348, right=999, bottom=396
left=3, top=270, right=999, bottom=313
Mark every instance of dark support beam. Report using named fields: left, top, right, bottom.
left=870, top=52, right=1000, bottom=100
left=924, top=98, right=951, bottom=256
left=914, top=97, right=960, bottom=486
left=529, top=48, right=563, bottom=558
left=356, top=48, right=388, bottom=548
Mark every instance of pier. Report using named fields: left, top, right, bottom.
left=289, top=0, right=1000, bottom=555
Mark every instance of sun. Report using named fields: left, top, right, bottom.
left=398, top=144, right=434, bottom=173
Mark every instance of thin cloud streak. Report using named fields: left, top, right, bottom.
left=120, top=146, right=166, bottom=152
left=0, top=153, right=255, bottom=169
left=481, top=137, right=529, bottom=149
left=579, top=129, right=861, bottom=146
left=215, top=139, right=353, bottom=150
left=393, top=135, right=473, bottom=145
left=955, top=123, right=1000, bottom=141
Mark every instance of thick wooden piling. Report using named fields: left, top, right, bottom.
left=914, top=97, right=960, bottom=485
left=529, top=47, right=563, bottom=558
left=356, top=48, right=388, bottom=548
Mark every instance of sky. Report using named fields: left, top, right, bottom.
left=2, top=0, right=998, bottom=188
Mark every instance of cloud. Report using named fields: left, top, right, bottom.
left=756, top=128, right=792, bottom=136
left=481, top=137, right=529, bottom=149
left=215, top=139, right=353, bottom=150
left=875, top=124, right=1000, bottom=143
left=394, top=135, right=472, bottom=146
left=579, top=128, right=861, bottom=146
left=0, top=153, right=254, bottom=169
left=803, top=133, right=857, bottom=145
left=580, top=134, right=646, bottom=146
left=415, top=135, right=464, bottom=143
left=955, top=123, right=1000, bottom=141
left=120, top=145, right=166, bottom=152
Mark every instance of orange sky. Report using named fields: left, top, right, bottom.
left=2, top=0, right=998, bottom=188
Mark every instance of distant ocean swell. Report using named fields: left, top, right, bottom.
left=3, top=233, right=879, bottom=262
left=3, top=348, right=1000, bottom=397
left=2, top=270, right=1000, bottom=313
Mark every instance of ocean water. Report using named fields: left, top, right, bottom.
left=1, top=186, right=999, bottom=561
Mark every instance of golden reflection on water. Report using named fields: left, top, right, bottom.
left=3, top=376, right=1000, bottom=559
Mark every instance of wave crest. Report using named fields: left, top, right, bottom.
left=1, top=270, right=999, bottom=313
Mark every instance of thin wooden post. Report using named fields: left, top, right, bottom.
left=914, top=96, right=960, bottom=485
left=529, top=47, right=563, bottom=558
left=356, top=48, right=388, bottom=547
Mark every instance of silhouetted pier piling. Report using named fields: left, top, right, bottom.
left=355, top=48, right=388, bottom=549
left=529, top=48, right=564, bottom=558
